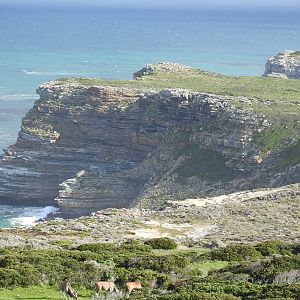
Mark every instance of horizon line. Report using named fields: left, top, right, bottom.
left=0, top=3, right=300, bottom=11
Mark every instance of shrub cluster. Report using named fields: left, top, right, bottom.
left=0, top=240, right=299, bottom=300
left=210, top=244, right=262, bottom=261
left=145, top=237, right=178, bottom=250
left=254, top=241, right=299, bottom=256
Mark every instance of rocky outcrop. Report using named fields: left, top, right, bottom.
left=133, top=62, right=195, bottom=79
left=263, top=51, right=300, bottom=79
left=0, top=65, right=299, bottom=217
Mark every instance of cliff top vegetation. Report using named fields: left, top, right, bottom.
left=55, top=62, right=300, bottom=119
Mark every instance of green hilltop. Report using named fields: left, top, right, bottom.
left=56, top=62, right=300, bottom=118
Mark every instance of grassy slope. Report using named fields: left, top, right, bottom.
left=0, top=286, right=91, bottom=299
left=291, top=51, right=300, bottom=57
left=173, top=145, right=242, bottom=183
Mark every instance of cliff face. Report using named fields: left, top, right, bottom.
left=263, top=51, right=300, bottom=79
left=0, top=84, right=151, bottom=209
left=0, top=64, right=299, bottom=216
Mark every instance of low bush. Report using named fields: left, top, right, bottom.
left=251, top=255, right=300, bottom=283
left=77, top=240, right=151, bottom=253
left=255, top=241, right=294, bottom=256
left=145, top=238, right=178, bottom=250
left=156, top=291, right=239, bottom=300
left=210, top=244, right=262, bottom=262
left=0, top=268, right=22, bottom=288
left=120, top=253, right=190, bottom=273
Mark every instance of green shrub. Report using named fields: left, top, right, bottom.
left=251, top=255, right=300, bottom=283
left=0, top=268, right=22, bottom=288
left=210, top=244, right=262, bottom=262
left=77, top=240, right=151, bottom=253
left=156, top=291, right=240, bottom=300
left=255, top=241, right=293, bottom=256
left=165, top=278, right=300, bottom=299
left=145, top=238, right=178, bottom=250
left=120, top=254, right=189, bottom=273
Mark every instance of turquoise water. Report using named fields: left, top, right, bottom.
left=0, top=7, right=300, bottom=227
left=0, top=205, right=59, bottom=228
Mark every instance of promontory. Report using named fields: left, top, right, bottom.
left=0, top=61, right=299, bottom=217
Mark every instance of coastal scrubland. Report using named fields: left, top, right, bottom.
left=0, top=239, right=299, bottom=299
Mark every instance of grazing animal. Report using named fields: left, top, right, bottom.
left=95, top=281, right=118, bottom=294
left=125, top=280, right=142, bottom=294
left=59, top=281, right=78, bottom=299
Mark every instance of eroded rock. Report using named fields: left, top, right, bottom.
left=263, top=50, right=300, bottom=79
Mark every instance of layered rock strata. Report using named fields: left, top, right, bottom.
left=0, top=68, right=299, bottom=216
left=263, top=50, right=300, bottom=79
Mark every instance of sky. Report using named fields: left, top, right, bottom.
left=0, top=0, right=300, bottom=9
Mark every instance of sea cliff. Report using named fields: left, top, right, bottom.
left=0, top=63, right=299, bottom=216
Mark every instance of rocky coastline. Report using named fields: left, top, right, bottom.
left=0, top=62, right=299, bottom=218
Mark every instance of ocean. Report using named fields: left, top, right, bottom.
left=0, top=6, right=300, bottom=227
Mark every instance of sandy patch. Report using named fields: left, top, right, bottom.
left=133, top=228, right=166, bottom=239
left=186, top=225, right=217, bottom=239
left=169, top=187, right=286, bottom=207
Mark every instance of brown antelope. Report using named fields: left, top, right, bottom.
left=125, top=280, right=142, bottom=294
left=95, top=281, right=118, bottom=295
left=59, top=280, right=78, bottom=299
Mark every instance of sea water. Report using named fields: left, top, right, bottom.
left=0, top=205, right=59, bottom=228
left=0, top=6, right=300, bottom=227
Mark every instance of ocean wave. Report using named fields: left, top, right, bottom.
left=0, top=93, right=38, bottom=101
left=21, top=69, right=82, bottom=76
left=9, top=206, right=60, bottom=227
left=21, top=70, right=43, bottom=75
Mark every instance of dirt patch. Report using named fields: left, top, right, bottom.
left=169, top=186, right=288, bottom=207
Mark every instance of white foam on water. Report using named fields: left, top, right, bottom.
left=0, top=93, right=37, bottom=101
left=21, top=69, right=81, bottom=76
left=10, top=206, right=59, bottom=227
left=21, top=69, right=41, bottom=75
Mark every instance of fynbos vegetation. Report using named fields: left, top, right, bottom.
left=0, top=240, right=299, bottom=299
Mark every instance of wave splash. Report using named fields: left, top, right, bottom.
left=10, top=206, right=59, bottom=227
